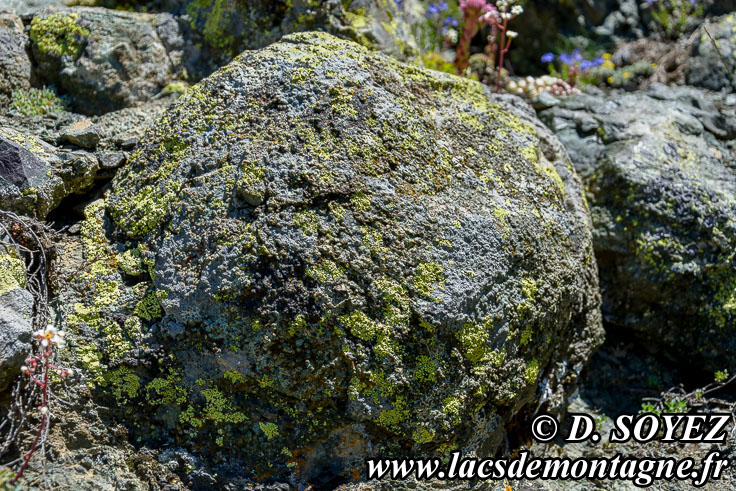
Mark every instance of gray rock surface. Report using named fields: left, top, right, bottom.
left=105, top=32, right=602, bottom=484
left=539, top=85, right=736, bottom=370
left=29, top=6, right=187, bottom=115
left=60, top=119, right=100, bottom=149
left=688, top=13, right=736, bottom=93
left=0, top=279, right=33, bottom=391
left=0, top=11, right=32, bottom=103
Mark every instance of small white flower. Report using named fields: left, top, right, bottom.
left=41, top=339, right=49, bottom=348
left=39, top=406, right=49, bottom=415
left=20, top=365, right=28, bottom=373
left=506, top=30, right=518, bottom=38
left=445, top=28, right=458, bottom=44
left=501, top=12, right=512, bottom=19
left=511, top=5, right=523, bottom=15
left=506, top=80, right=518, bottom=90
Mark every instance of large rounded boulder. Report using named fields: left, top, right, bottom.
left=539, top=85, right=736, bottom=371
left=106, top=32, right=602, bottom=483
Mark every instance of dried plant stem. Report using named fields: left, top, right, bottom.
left=703, top=25, right=736, bottom=92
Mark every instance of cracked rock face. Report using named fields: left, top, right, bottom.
left=539, top=85, right=736, bottom=371
left=106, top=32, right=602, bottom=483
left=0, top=254, right=33, bottom=391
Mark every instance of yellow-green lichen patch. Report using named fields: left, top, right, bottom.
left=30, top=13, right=89, bottom=58
left=294, top=210, right=319, bottom=235
left=413, top=262, right=444, bottom=298
left=109, top=181, right=183, bottom=239
left=306, top=259, right=344, bottom=283
left=350, top=191, right=371, bottom=212
left=456, top=321, right=491, bottom=365
left=520, top=278, right=537, bottom=301
left=134, top=289, right=167, bottom=321
left=259, top=422, right=279, bottom=440
left=414, top=355, right=437, bottom=382
left=117, top=248, right=144, bottom=276
left=0, top=254, right=26, bottom=295
left=525, top=359, right=540, bottom=384
left=146, top=374, right=188, bottom=405
left=340, top=310, right=377, bottom=341
left=412, top=427, right=435, bottom=444
left=180, top=387, right=247, bottom=429
left=102, top=367, right=140, bottom=404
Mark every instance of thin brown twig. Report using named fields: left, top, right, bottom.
left=703, top=25, right=736, bottom=92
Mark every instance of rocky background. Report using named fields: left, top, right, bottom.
left=0, top=0, right=734, bottom=489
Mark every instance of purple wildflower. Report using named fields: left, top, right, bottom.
left=541, top=52, right=555, bottom=63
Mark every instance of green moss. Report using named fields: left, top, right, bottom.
left=413, top=262, right=444, bottom=298
left=419, top=52, right=456, bottom=75
left=236, top=160, right=265, bottom=205
left=30, top=13, right=89, bottom=58
left=442, top=395, right=462, bottom=421
left=361, top=226, right=388, bottom=255
left=163, top=82, right=188, bottom=94
left=10, top=86, right=70, bottom=116
left=0, top=254, right=26, bottom=295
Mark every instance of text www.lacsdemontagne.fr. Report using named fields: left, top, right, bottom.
left=366, top=451, right=729, bottom=487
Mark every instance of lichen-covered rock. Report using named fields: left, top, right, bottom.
left=0, top=126, right=100, bottom=218
left=102, top=32, right=602, bottom=484
left=0, top=252, right=33, bottom=390
left=538, top=85, right=736, bottom=371
left=0, top=11, right=32, bottom=103
left=688, top=14, right=736, bottom=93
left=183, top=0, right=421, bottom=63
left=29, top=6, right=187, bottom=115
